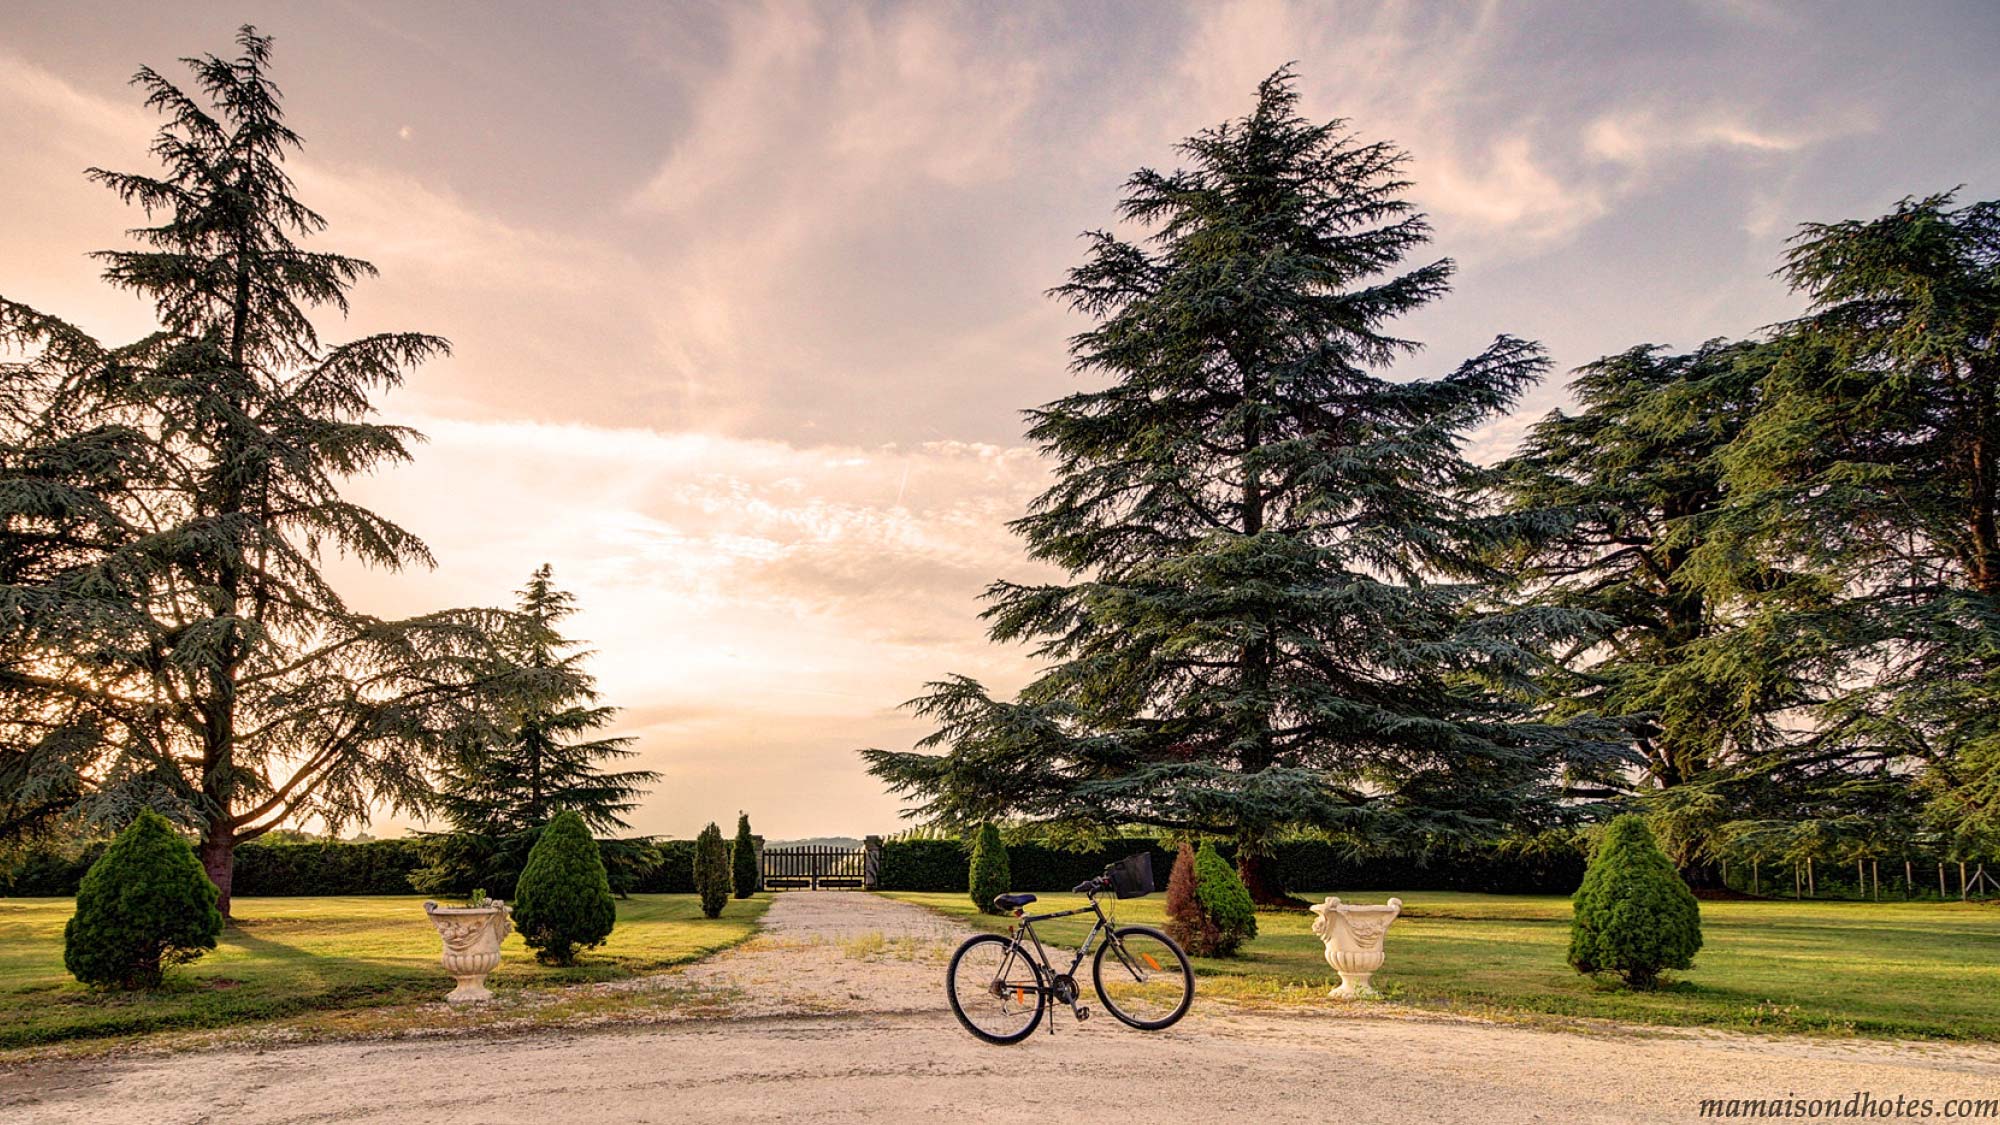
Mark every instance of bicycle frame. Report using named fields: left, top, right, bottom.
left=996, top=897, right=1118, bottom=1000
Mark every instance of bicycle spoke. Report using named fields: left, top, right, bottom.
left=949, top=937, right=1042, bottom=1042
left=1095, top=928, right=1192, bottom=1028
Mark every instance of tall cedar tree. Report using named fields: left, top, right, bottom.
left=864, top=69, right=1612, bottom=902
left=1688, top=191, right=2000, bottom=859
left=431, top=565, right=656, bottom=837
left=0, top=27, right=525, bottom=912
left=1497, top=342, right=1783, bottom=880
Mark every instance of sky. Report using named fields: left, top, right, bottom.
left=3, top=0, right=1997, bottom=841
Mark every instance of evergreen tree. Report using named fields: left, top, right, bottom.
left=431, top=565, right=656, bottom=837
left=1497, top=342, right=1782, bottom=879
left=968, top=822, right=1010, bottom=915
left=1568, top=815, right=1701, bottom=989
left=864, top=68, right=1611, bottom=902
left=512, top=809, right=616, bottom=965
left=64, top=810, right=222, bottom=988
left=0, top=27, right=520, bottom=913
left=1690, top=191, right=2000, bottom=858
left=692, top=821, right=729, bottom=919
left=731, top=813, right=758, bottom=898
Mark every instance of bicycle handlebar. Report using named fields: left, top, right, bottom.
left=1071, top=875, right=1110, bottom=895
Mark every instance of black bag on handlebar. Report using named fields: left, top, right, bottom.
left=1105, top=852, right=1155, bottom=899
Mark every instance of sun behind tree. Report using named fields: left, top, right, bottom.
left=0, top=26, right=522, bottom=914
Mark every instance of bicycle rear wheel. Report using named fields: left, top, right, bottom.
left=1093, top=925, right=1193, bottom=1030
left=946, top=934, right=1045, bottom=1045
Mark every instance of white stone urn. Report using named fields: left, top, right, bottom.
left=1309, top=896, right=1402, bottom=1000
left=423, top=900, right=512, bottom=1003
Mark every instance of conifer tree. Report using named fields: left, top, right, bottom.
left=731, top=812, right=758, bottom=899
left=512, top=809, right=616, bottom=965
left=1568, top=815, right=1701, bottom=989
left=1497, top=342, right=1779, bottom=879
left=431, top=565, right=656, bottom=837
left=1690, top=191, right=2000, bottom=858
left=968, top=822, right=1010, bottom=915
left=865, top=68, right=1611, bottom=902
left=64, top=810, right=222, bottom=988
left=0, top=27, right=522, bottom=913
left=693, top=821, right=729, bottom=919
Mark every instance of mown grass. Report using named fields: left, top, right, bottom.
left=883, top=890, right=2000, bottom=1041
left=0, top=893, right=768, bottom=1048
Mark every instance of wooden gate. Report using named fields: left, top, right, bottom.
left=762, top=844, right=866, bottom=890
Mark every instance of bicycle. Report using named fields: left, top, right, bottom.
left=944, top=854, right=1195, bottom=1044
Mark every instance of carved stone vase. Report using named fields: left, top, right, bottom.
left=423, top=900, right=512, bottom=1003
left=1309, top=896, right=1403, bottom=1000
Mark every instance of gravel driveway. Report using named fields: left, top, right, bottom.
left=6, top=892, right=1998, bottom=1124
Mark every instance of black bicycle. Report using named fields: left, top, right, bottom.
left=945, top=854, right=1194, bottom=1045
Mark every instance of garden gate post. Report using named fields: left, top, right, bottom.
left=863, top=836, right=882, bottom=889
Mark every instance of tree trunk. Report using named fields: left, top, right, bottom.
left=1679, top=858, right=1725, bottom=892
left=1236, top=847, right=1301, bottom=909
left=200, top=828, right=236, bottom=918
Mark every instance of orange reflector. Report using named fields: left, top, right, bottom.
left=1142, top=954, right=1161, bottom=970
left=1014, top=989, right=1025, bottom=1005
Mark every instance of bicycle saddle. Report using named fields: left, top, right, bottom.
left=993, top=893, right=1037, bottom=909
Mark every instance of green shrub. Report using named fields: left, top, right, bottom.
left=63, top=811, right=222, bottom=988
left=1164, top=840, right=1256, bottom=956
left=511, top=811, right=616, bottom=965
left=1569, top=814, right=1702, bottom=989
left=731, top=813, right=759, bottom=899
left=969, top=823, right=1011, bottom=914
left=693, top=822, right=730, bottom=918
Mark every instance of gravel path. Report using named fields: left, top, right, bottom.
left=6, top=892, right=1998, bottom=1124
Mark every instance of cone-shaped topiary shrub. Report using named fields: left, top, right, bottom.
left=1569, top=814, right=1702, bottom=989
left=694, top=821, right=731, bottom=918
left=513, top=810, right=616, bottom=964
left=64, top=810, right=223, bottom=988
left=969, top=823, right=1011, bottom=914
left=1165, top=840, right=1256, bottom=957
left=1163, top=841, right=1218, bottom=954
left=731, top=813, right=759, bottom=899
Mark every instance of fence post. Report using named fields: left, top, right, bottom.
left=863, top=836, right=883, bottom=890
left=752, top=835, right=765, bottom=892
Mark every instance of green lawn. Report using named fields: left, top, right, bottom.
left=0, top=893, right=768, bottom=1048
left=884, top=890, right=2000, bottom=1040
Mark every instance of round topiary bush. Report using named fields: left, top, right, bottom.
left=512, top=810, right=616, bottom=964
left=64, top=810, right=223, bottom=989
left=731, top=813, right=759, bottom=899
left=1165, top=840, right=1257, bottom=957
left=1569, top=814, right=1702, bottom=989
left=969, top=823, right=1011, bottom=914
left=694, top=821, right=731, bottom=918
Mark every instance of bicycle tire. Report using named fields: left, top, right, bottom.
left=946, top=933, right=1046, bottom=1045
left=1092, top=924, right=1194, bottom=1030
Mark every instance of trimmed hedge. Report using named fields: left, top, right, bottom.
left=875, top=837, right=1587, bottom=895
left=7, top=833, right=1590, bottom=898
left=3, top=836, right=705, bottom=897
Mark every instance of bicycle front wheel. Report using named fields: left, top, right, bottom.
left=946, top=933, right=1045, bottom=1045
left=1093, top=925, right=1193, bottom=1030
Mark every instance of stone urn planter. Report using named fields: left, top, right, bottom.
left=1309, top=896, right=1402, bottom=1000
left=423, top=899, right=512, bottom=1003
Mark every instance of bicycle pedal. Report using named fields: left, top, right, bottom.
left=1074, top=1006, right=1090, bottom=1022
